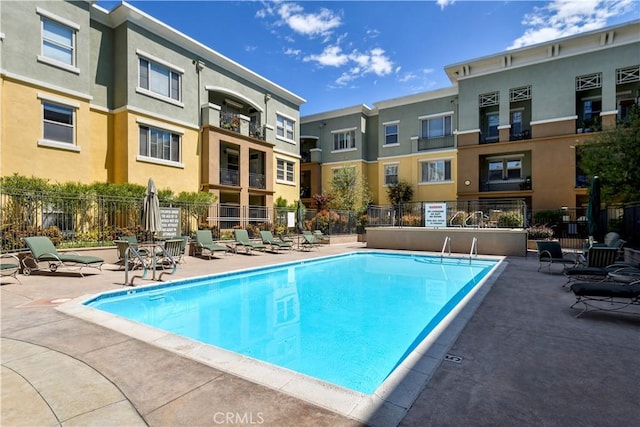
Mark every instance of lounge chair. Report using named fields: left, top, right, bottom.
left=1, top=253, right=21, bottom=284
left=300, top=231, right=320, bottom=251
left=563, top=246, right=621, bottom=286
left=22, top=236, right=104, bottom=277
left=313, top=230, right=330, bottom=244
left=536, top=240, right=577, bottom=272
left=260, top=230, right=292, bottom=252
left=194, top=230, right=228, bottom=259
left=233, top=229, right=266, bottom=254
left=569, top=280, right=640, bottom=317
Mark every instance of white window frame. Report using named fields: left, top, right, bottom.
left=331, top=127, right=357, bottom=152
left=276, top=113, right=296, bottom=143
left=383, top=121, right=399, bottom=146
left=137, top=123, right=183, bottom=167
left=276, top=158, right=295, bottom=184
left=420, top=159, right=452, bottom=183
left=384, top=163, right=399, bottom=186
left=37, top=8, right=79, bottom=74
left=38, top=93, right=79, bottom=152
left=420, top=114, right=452, bottom=139
left=137, top=51, right=183, bottom=105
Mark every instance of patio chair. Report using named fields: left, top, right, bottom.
left=22, top=236, right=104, bottom=277
left=313, top=230, right=330, bottom=244
left=233, top=229, right=266, bottom=254
left=194, top=230, right=228, bottom=259
left=569, top=280, right=640, bottom=318
left=1, top=253, right=22, bottom=284
left=300, top=231, right=320, bottom=251
left=157, top=239, right=182, bottom=271
left=563, top=246, right=621, bottom=286
left=114, top=239, right=152, bottom=272
left=260, top=230, right=292, bottom=252
left=536, top=240, right=577, bottom=272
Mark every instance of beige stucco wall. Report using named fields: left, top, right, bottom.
left=366, top=227, right=528, bottom=256
left=273, top=152, right=300, bottom=205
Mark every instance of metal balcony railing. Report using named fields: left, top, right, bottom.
left=417, top=135, right=454, bottom=151
left=249, top=172, right=266, bottom=189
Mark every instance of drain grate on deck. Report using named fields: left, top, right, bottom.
left=444, top=354, right=463, bottom=364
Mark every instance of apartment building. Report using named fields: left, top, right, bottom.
left=1, top=0, right=305, bottom=213
left=301, top=20, right=640, bottom=213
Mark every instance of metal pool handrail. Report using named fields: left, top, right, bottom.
left=441, top=236, right=451, bottom=260
left=469, top=237, right=478, bottom=263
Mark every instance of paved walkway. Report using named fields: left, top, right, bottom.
left=2, top=243, right=639, bottom=426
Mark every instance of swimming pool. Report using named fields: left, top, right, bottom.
left=84, top=251, right=498, bottom=395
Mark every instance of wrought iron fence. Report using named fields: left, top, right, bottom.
left=0, top=190, right=362, bottom=252
left=368, top=199, right=528, bottom=228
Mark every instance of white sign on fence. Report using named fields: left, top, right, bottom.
left=287, top=212, right=295, bottom=228
left=160, top=207, right=181, bottom=237
left=425, top=203, right=447, bottom=227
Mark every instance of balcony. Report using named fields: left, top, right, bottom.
left=417, top=135, right=454, bottom=151
left=249, top=172, right=266, bottom=189
left=481, top=177, right=532, bottom=192
left=509, top=129, right=531, bottom=141
left=220, top=168, right=239, bottom=186
left=203, top=105, right=266, bottom=141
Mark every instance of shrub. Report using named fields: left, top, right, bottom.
left=527, top=224, right=555, bottom=240
left=497, top=212, right=524, bottom=227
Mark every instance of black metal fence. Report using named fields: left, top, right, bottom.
left=368, top=199, right=528, bottom=228
left=0, top=190, right=361, bottom=252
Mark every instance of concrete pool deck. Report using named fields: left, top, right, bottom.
left=2, top=243, right=639, bottom=426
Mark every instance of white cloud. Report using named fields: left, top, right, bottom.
left=303, top=45, right=349, bottom=67
left=437, top=0, right=456, bottom=10
left=259, top=1, right=342, bottom=39
left=509, top=0, right=636, bottom=49
left=304, top=45, right=394, bottom=86
left=283, top=47, right=302, bottom=57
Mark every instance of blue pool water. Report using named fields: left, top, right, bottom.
left=85, top=252, right=497, bottom=394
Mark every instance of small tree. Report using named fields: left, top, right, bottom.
left=312, top=193, right=332, bottom=211
left=386, top=180, right=413, bottom=205
left=578, top=106, right=640, bottom=204
left=328, top=167, right=372, bottom=213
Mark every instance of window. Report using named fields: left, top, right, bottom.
left=421, top=115, right=452, bottom=139
left=276, top=115, right=295, bottom=141
left=581, top=98, right=602, bottom=125
left=139, top=57, right=181, bottom=101
left=277, top=159, right=295, bottom=183
left=384, top=164, right=398, bottom=186
left=42, top=18, right=75, bottom=66
left=506, top=159, right=522, bottom=179
left=486, top=112, right=499, bottom=140
left=332, top=130, right=356, bottom=151
left=43, top=102, right=74, bottom=144
left=510, top=110, right=522, bottom=135
left=488, top=160, right=503, bottom=181
left=384, top=123, right=398, bottom=145
left=421, top=160, right=451, bottom=183
left=488, top=158, right=521, bottom=181
left=139, top=125, right=181, bottom=162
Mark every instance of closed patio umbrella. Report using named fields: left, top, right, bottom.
left=587, top=175, right=601, bottom=242
left=143, top=177, right=161, bottom=239
left=295, top=200, right=305, bottom=234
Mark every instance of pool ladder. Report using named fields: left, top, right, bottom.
left=469, top=237, right=478, bottom=263
left=441, top=236, right=451, bottom=260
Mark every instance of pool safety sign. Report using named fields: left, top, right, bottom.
left=425, top=203, right=447, bottom=227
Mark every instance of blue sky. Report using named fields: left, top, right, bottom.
left=97, top=1, right=639, bottom=116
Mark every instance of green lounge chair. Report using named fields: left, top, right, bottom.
left=313, top=230, right=330, bottom=244
left=570, top=280, right=640, bottom=317
left=563, top=246, right=623, bottom=286
left=300, top=231, right=320, bottom=251
left=22, top=236, right=104, bottom=277
left=259, top=230, right=292, bottom=252
left=233, top=229, right=266, bottom=254
left=194, top=230, right=228, bottom=259
left=536, top=240, right=577, bottom=272
left=1, top=253, right=22, bottom=284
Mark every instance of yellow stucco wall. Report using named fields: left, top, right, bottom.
left=110, top=111, right=200, bottom=193
left=377, top=153, right=458, bottom=204
left=273, top=153, right=300, bottom=206
left=1, top=79, right=108, bottom=184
